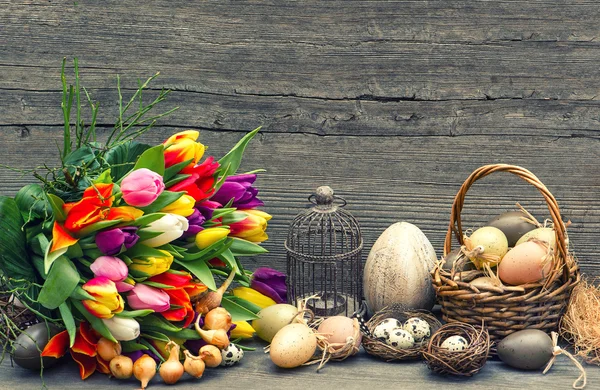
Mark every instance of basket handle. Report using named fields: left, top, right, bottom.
left=443, top=164, right=568, bottom=263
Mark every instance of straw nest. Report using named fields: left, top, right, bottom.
left=362, top=304, right=441, bottom=361
left=422, top=322, right=490, bottom=376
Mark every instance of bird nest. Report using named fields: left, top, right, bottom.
left=422, top=322, right=490, bottom=376
left=361, top=304, right=441, bottom=361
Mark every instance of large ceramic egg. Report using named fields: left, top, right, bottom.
left=403, top=317, right=430, bottom=342
left=440, top=335, right=468, bottom=352
left=372, top=318, right=402, bottom=339
left=385, top=329, right=414, bottom=349
left=12, top=323, right=62, bottom=370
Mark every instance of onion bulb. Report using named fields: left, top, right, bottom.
left=159, top=341, right=184, bottom=385
left=133, top=354, right=157, bottom=389
left=195, top=314, right=229, bottom=349
left=183, top=350, right=205, bottom=378
left=199, top=345, right=222, bottom=367
left=109, top=355, right=133, bottom=379
left=194, top=268, right=236, bottom=314
left=204, top=307, right=232, bottom=332
left=97, top=337, right=122, bottom=362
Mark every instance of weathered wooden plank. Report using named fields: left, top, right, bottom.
left=2, top=1, right=600, bottom=100
left=3, top=89, right=600, bottom=138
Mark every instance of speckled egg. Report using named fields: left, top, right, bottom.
left=441, top=335, right=468, bottom=352
left=373, top=318, right=402, bottom=339
left=385, top=328, right=415, bottom=349
left=468, top=226, right=509, bottom=259
left=403, top=317, right=431, bottom=342
left=269, top=323, right=317, bottom=368
left=220, top=343, right=244, bottom=367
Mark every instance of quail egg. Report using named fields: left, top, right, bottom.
left=373, top=318, right=402, bottom=339
left=441, top=335, right=468, bottom=352
left=221, top=343, right=244, bottom=367
left=403, top=317, right=431, bottom=342
left=385, top=328, right=415, bottom=349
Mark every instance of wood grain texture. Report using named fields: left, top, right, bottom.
left=1, top=1, right=600, bottom=387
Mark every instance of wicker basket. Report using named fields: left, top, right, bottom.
left=362, top=304, right=442, bottom=361
left=432, top=164, right=580, bottom=343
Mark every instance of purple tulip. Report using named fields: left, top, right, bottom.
left=211, top=174, right=264, bottom=209
left=96, top=227, right=139, bottom=256
left=250, top=267, right=287, bottom=304
left=182, top=209, right=206, bottom=238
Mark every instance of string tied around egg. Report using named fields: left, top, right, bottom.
left=311, top=317, right=362, bottom=371
left=462, top=235, right=503, bottom=286
left=543, top=331, right=587, bottom=389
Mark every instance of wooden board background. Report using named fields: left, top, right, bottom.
left=1, top=1, right=600, bottom=388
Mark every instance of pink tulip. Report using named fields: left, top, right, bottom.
left=90, top=256, right=128, bottom=282
left=121, top=168, right=165, bottom=207
left=127, top=283, right=170, bottom=312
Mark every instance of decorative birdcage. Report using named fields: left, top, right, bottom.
left=285, top=186, right=363, bottom=317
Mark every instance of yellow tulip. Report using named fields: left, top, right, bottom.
left=232, top=286, right=276, bottom=309
left=129, top=249, right=174, bottom=278
left=160, top=194, right=196, bottom=217
left=229, top=209, right=272, bottom=243
left=195, top=227, right=230, bottom=250
left=230, top=321, right=255, bottom=339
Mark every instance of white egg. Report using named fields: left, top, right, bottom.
left=373, top=318, right=403, bottom=339
left=385, top=328, right=415, bottom=349
left=403, top=317, right=431, bottom=342
left=441, top=335, right=468, bottom=352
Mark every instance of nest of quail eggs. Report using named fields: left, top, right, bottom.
left=362, top=305, right=442, bottom=361
left=422, top=322, right=491, bottom=376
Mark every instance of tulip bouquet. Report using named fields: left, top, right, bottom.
left=0, top=59, right=285, bottom=385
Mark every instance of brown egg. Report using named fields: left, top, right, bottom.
left=317, top=316, right=361, bottom=349
left=498, top=241, right=552, bottom=285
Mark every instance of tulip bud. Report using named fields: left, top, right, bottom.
left=129, top=250, right=174, bottom=278
left=90, top=256, right=128, bottom=283
left=232, top=286, right=276, bottom=309
left=229, top=209, right=272, bottom=243
left=102, top=316, right=141, bottom=341
left=163, top=130, right=205, bottom=168
left=160, top=194, right=196, bottom=217
left=127, top=284, right=170, bottom=312
left=82, top=277, right=125, bottom=319
left=139, top=214, right=189, bottom=248
left=195, top=227, right=230, bottom=250
left=95, top=227, right=139, bottom=256
left=230, top=321, right=256, bottom=339
left=121, top=168, right=165, bottom=207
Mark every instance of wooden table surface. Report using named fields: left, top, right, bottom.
left=1, top=1, right=600, bottom=388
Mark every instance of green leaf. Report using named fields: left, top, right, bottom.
left=163, top=158, right=193, bottom=181
left=136, top=230, right=163, bottom=242
left=72, top=299, right=117, bottom=342
left=14, top=184, right=52, bottom=222
left=229, top=238, right=269, bottom=257
left=159, top=328, right=201, bottom=341
left=132, top=144, right=165, bottom=176
left=105, top=141, right=151, bottom=181
left=139, top=191, right=184, bottom=214
left=215, top=126, right=261, bottom=189
left=121, top=340, right=149, bottom=353
left=143, top=281, right=173, bottom=289
left=221, top=296, right=260, bottom=321
left=141, top=331, right=170, bottom=343
left=217, top=248, right=237, bottom=269
left=138, top=315, right=181, bottom=333
left=59, top=302, right=77, bottom=347
left=116, top=309, right=154, bottom=318
left=44, top=243, right=68, bottom=274
left=29, top=233, right=50, bottom=257
left=224, top=295, right=262, bottom=315
left=70, top=286, right=94, bottom=301
left=47, top=194, right=67, bottom=222
left=65, top=242, right=83, bottom=258
left=221, top=211, right=250, bottom=224
left=0, top=197, right=36, bottom=282
left=128, top=213, right=165, bottom=227
left=125, top=243, right=168, bottom=259
left=180, top=237, right=229, bottom=261
left=93, top=169, right=112, bottom=184
left=63, top=145, right=100, bottom=171
left=210, top=207, right=236, bottom=220
left=164, top=173, right=191, bottom=188
left=38, top=256, right=80, bottom=309
left=173, top=257, right=216, bottom=290
left=78, top=219, right=122, bottom=236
